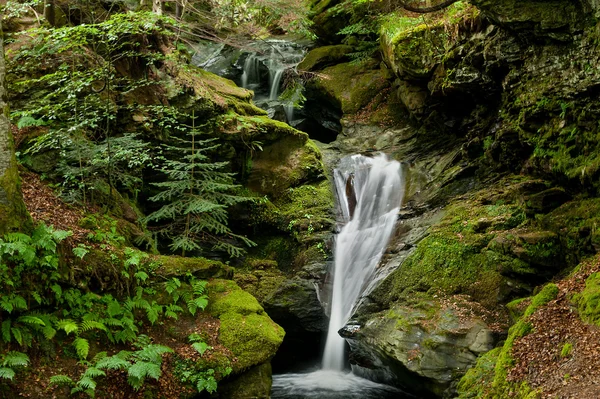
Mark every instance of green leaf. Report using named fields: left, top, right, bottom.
left=196, top=375, right=217, bottom=393
left=0, top=367, right=15, bottom=381
left=73, top=338, right=90, bottom=359
left=50, top=374, right=74, bottom=386
left=56, top=319, right=79, bottom=335
left=2, top=320, right=11, bottom=343
left=191, top=342, right=211, bottom=356
left=2, top=351, right=30, bottom=367
left=16, top=316, right=45, bottom=327
left=72, top=246, right=89, bottom=260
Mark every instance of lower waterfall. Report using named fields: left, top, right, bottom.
left=272, top=154, right=407, bottom=398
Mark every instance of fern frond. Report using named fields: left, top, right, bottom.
left=73, top=338, right=90, bottom=359
left=83, top=367, right=105, bottom=379
left=16, top=316, right=45, bottom=327
left=96, top=356, right=130, bottom=371
left=11, top=328, right=23, bottom=346
left=134, top=344, right=173, bottom=364
left=50, top=374, right=74, bottom=386
left=80, top=320, right=107, bottom=333
left=191, top=342, right=211, bottom=356
left=77, top=376, right=96, bottom=390
left=0, top=367, right=15, bottom=381
left=1, top=320, right=11, bottom=343
left=56, top=319, right=79, bottom=335
left=2, top=351, right=30, bottom=367
left=42, top=325, right=57, bottom=340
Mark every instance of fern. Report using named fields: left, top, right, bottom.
left=73, top=338, right=90, bottom=360
left=134, top=344, right=173, bottom=364
left=16, top=315, right=45, bottom=326
left=2, top=351, right=30, bottom=367
left=50, top=374, right=74, bottom=386
left=96, top=355, right=130, bottom=371
left=80, top=320, right=107, bottom=333
left=56, top=319, right=79, bottom=335
left=1, top=320, right=10, bottom=343
left=191, top=342, right=211, bottom=356
left=83, top=367, right=105, bottom=379
left=0, top=368, right=15, bottom=381
left=127, top=362, right=161, bottom=390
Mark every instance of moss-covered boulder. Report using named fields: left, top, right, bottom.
left=308, top=59, right=391, bottom=115
left=154, top=255, right=233, bottom=279
left=346, top=299, right=498, bottom=397
left=297, top=45, right=354, bottom=72
left=207, top=279, right=285, bottom=373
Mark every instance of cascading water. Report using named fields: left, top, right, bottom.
left=323, top=154, right=404, bottom=370
left=237, top=40, right=306, bottom=121
left=272, top=154, right=407, bottom=398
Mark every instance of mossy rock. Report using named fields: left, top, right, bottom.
left=207, top=279, right=285, bottom=372
left=381, top=22, right=449, bottom=81
left=154, top=255, right=233, bottom=279
left=573, top=271, right=600, bottom=326
left=309, top=60, right=391, bottom=115
left=217, top=362, right=273, bottom=399
left=247, top=136, right=324, bottom=196
left=297, top=45, right=354, bottom=72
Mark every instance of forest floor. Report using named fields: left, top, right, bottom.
left=508, top=255, right=600, bottom=399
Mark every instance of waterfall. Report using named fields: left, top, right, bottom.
left=241, top=54, right=260, bottom=89
left=271, top=153, right=405, bottom=398
left=269, top=68, right=285, bottom=100
left=322, top=154, right=404, bottom=370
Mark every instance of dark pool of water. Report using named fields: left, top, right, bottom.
left=271, top=370, right=413, bottom=399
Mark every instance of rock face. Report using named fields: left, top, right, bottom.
left=344, top=301, right=496, bottom=397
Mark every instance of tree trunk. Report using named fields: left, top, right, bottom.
left=176, top=1, right=183, bottom=19
left=152, top=0, right=163, bottom=15
left=44, top=0, right=56, bottom=27
left=0, top=17, right=31, bottom=235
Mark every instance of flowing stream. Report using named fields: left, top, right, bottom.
left=272, top=154, right=407, bottom=398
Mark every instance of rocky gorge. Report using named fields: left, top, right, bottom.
left=3, top=0, right=600, bottom=398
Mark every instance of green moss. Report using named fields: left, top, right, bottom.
left=458, top=285, right=556, bottom=398
left=297, top=45, right=354, bottom=72
left=560, top=342, right=573, bottom=358
left=490, top=284, right=558, bottom=394
left=573, top=271, right=600, bottom=325
left=154, top=255, right=233, bottom=279
left=208, top=280, right=284, bottom=372
left=311, top=60, right=390, bottom=115
left=506, top=297, right=530, bottom=322
left=456, top=347, right=500, bottom=398
left=0, top=162, right=32, bottom=235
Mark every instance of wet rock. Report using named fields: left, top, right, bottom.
left=298, top=45, right=354, bottom=71
left=346, top=300, right=498, bottom=398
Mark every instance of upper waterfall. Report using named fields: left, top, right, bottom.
left=322, top=154, right=404, bottom=371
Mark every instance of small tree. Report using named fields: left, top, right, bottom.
left=144, top=114, right=254, bottom=258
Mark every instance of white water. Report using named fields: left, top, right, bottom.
left=269, top=68, right=285, bottom=100
left=272, top=154, right=405, bottom=397
left=323, top=154, right=404, bottom=370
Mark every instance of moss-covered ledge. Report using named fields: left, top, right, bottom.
left=207, top=279, right=285, bottom=373
left=153, top=255, right=234, bottom=279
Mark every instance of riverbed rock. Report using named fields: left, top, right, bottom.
left=344, top=299, right=497, bottom=397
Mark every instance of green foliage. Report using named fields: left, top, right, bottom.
left=144, top=115, right=255, bottom=258
left=8, top=11, right=173, bottom=203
